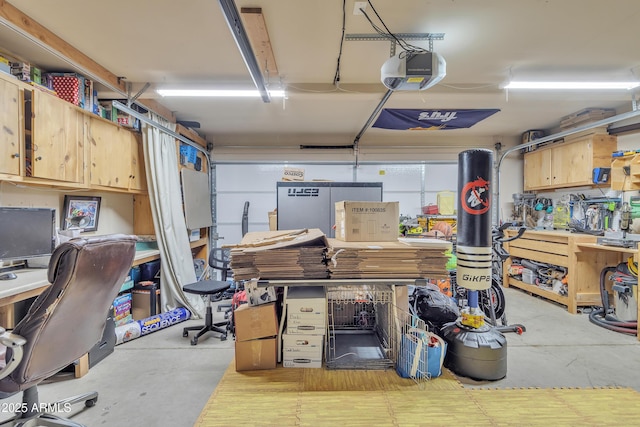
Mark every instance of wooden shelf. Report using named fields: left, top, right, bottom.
left=190, top=237, right=208, bottom=248
left=576, top=242, right=638, bottom=255
left=132, top=249, right=161, bottom=266
left=506, top=278, right=568, bottom=306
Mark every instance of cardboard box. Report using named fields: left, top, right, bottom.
left=0, top=55, right=10, bottom=74
left=286, top=286, right=326, bottom=333
left=282, top=357, right=322, bottom=368
left=282, top=333, right=324, bottom=356
left=50, top=74, right=85, bottom=108
left=235, top=337, right=277, bottom=371
left=282, top=167, right=305, bottom=181
left=268, top=210, right=277, bottom=231
left=132, top=288, right=160, bottom=320
left=234, top=302, right=279, bottom=342
left=334, top=201, right=399, bottom=242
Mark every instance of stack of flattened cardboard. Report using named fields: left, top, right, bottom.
left=326, top=238, right=451, bottom=279
left=559, top=107, right=615, bottom=130
left=228, top=229, right=329, bottom=280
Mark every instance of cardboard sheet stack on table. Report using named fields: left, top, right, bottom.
left=228, top=228, right=329, bottom=281
left=326, top=238, right=451, bottom=279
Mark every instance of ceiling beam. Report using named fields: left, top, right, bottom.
left=240, top=7, right=278, bottom=79
left=0, top=1, right=177, bottom=122
left=219, top=0, right=272, bottom=103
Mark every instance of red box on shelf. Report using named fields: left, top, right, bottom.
left=51, top=75, right=83, bottom=107
left=422, top=204, right=439, bottom=215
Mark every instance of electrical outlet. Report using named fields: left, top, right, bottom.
left=353, top=2, right=367, bottom=15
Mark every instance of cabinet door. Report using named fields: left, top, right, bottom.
left=0, top=77, right=21, bottom=176
left=129, top=134, right=146, bottom=191
left=523, top=148, right=552, bottom=190
left=88, top=117, right=133, bottom=189
left=551, top=140, right=593, bottom=187
left=31, top=91, right=84, bottom=182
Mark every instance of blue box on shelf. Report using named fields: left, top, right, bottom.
left=140, top=259, right=161, bottom=282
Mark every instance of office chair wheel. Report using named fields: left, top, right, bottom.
left=191, top=337, right=198, bottom=346
left=85, top=397, right=98, bottom=407
left=220, top=334, right=227, bottom=341
left=182, top=330, right=189, bottom=338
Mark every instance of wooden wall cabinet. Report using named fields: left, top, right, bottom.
left=26, top=89, right=86, bottom=183
left=88, top=117, right=146, bottom=192
left=523, top=134, right=617, bottom=191
left=0, top=71, right=145, bottom=193
left=523, top=148, right=552, bottom=189
left=0, top=76, right=22, bottom=177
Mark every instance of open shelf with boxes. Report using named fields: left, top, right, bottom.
left=611, top=153, right=640, bottom=191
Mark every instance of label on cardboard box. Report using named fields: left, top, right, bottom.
left=335, top=201, right=399, bottom=242
left=282, top=167, right=305, bottom=181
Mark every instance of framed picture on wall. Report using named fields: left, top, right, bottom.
left=61, top=195, right=101, bottom=232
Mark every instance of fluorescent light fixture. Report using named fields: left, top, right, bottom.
left=219, top=0, right=272, bottom=103
left=157, top=89, right=285, bottom=97
left=504, top=81, right=640, bottom=90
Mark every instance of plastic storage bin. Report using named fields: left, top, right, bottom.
left=522, top=268, right=536, bottom=285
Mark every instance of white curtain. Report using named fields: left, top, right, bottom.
left=142, top=114, right=205, bottom=318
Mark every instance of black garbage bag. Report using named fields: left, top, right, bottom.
left=410, top=283, right=460, bottom=333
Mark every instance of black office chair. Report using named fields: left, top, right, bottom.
left=210, top=248, right=237, bottom=312
left=182, top=248, right=233, bottom=345
left=0, top=234, right=137, bottom=427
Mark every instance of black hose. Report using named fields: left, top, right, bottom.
left=588, top=266, right=637, bottom=334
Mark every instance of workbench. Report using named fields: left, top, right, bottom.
left=503, top=229, right=640, bottom=340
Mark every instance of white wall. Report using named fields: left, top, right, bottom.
left=214, top=156, right=521, bottom=246
left=0, top=182, right=134, bottom=236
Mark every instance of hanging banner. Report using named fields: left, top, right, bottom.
left=372, top=108, right=500, bottom=130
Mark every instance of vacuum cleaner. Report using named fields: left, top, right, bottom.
left=589, top=259, right=638, bottom=335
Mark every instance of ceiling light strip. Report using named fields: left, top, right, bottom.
left=218, top=0, right=271, bottom=103
left=505, top=81, right=640, bottom=90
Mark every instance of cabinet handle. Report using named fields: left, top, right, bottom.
left=35, top=156, right=42, bottom=161
left=11, top=153, right=19, bottom=158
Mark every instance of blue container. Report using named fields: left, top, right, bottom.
left=397, top=330, right=447, bottom=379
left=139, top=260, right=161, bottom=282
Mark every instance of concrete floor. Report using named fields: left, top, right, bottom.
left=1, top=287, right=639, bottom=427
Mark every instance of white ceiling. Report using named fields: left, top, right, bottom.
left=3, top=0, right=640, bottom=149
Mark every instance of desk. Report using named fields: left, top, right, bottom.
left=0, top=249, right=161, bottom=327
left=0, top=247, right=162, bottom=374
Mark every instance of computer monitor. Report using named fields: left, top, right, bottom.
left=0, top=207, right=56, bottom=264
